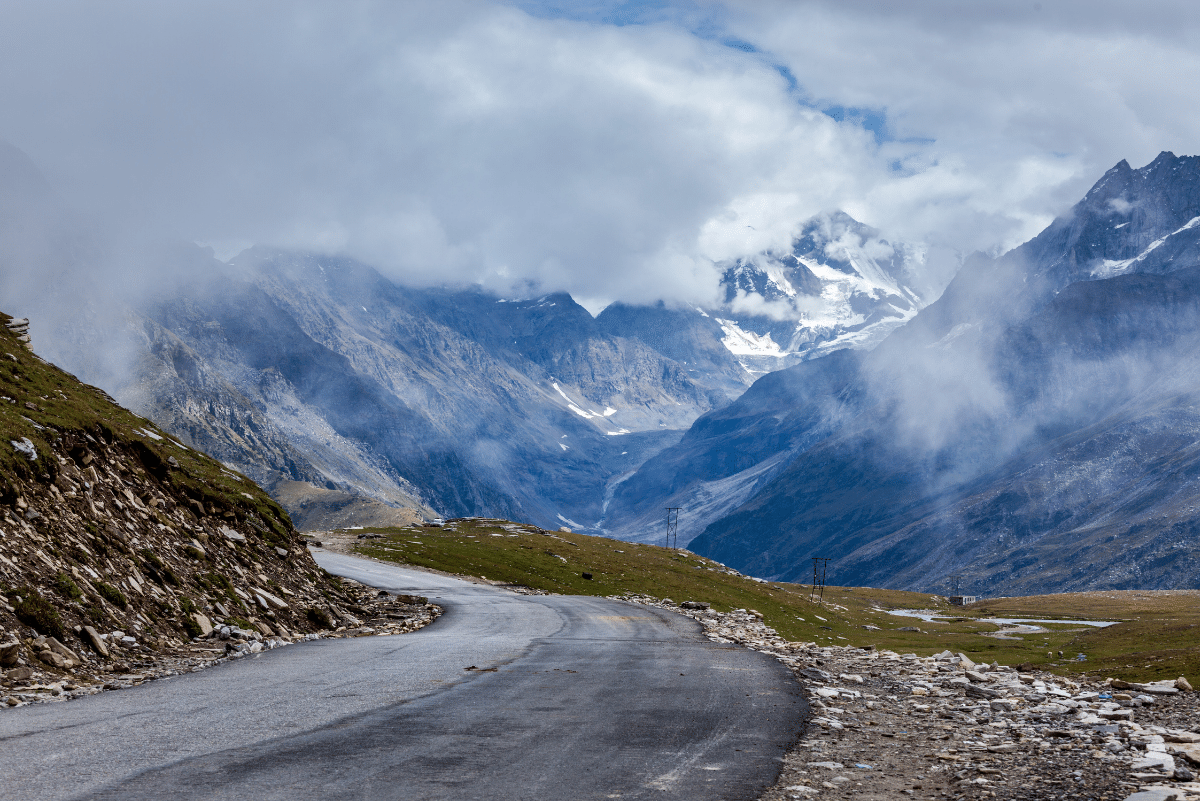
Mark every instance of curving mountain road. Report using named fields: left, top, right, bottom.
left=0, top=552, right=806, bottom=800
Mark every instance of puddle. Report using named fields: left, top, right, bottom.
left=885, top=609, right=1119, bottom=628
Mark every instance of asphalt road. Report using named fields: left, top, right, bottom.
left=0, top=551, right=807, bottom=800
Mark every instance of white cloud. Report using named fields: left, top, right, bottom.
left=0, top=1, right=1197, bottom=309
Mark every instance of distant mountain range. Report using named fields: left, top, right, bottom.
left=14, top=141, right=1199, bottom=596
left=0, top=139, right=940, bottom=534
left=682, top=152, right=1200, bottom=594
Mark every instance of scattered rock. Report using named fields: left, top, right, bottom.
left=1124, top=789, right=1183, bottom=801
left=191, top=614, right=213, bottom=637
left=81, top=626, right=109, bottom=658
left=615, top=593, right=1200, bottom=801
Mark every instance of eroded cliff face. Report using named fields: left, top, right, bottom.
left=0, top=312, right=383, bottom=695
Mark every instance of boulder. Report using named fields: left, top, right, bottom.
left=965, top=683, right=1001, bottom=699
left=81, top=626, right=109, bottom=658
left=252, top=587, right=288, bottom=610
left=1124, top=789, right=1183, bottom=801
left=1138, top=681, right=1180, bottom=695
left=191, top=613, right=213, bottom=637
left=31, top=636, right=79, bottom=669
left=1131, top=752, right=1175, bottom=773
left=37, top=649, right=67, bottom=669
left=46, top=637, right=80, bottom=664
left=1170, top=743, right=1200, bottom=767
left=1176, top=676, right=1194, bottom=692
left=0, top=640, right=19, bottom=667
left=219, top=526, right=245, bottom=542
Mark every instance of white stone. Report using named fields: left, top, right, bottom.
left=1131, top=752, right=1175, bottom=773
left=1123, top=789, right=1183, bottom=801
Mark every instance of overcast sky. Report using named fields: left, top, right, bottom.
left=1, top=0, right=1197, bottom=310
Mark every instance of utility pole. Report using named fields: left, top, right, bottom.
left=665, top=508, right=681, bottom=550
left=949, top=574, right=963, bottom=596
left=810, top=557, right=830, bottom=603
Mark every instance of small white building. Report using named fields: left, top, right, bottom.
left=949, top=595, right=978, bottom=606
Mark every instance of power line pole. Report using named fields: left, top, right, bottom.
left=665, top=508, right=681, bottom=550
left=810, top=557, right=830, bottom=603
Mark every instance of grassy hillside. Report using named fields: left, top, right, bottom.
left=349, top=518, right=1198, bottom=684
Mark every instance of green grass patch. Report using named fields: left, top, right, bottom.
left=95, top=581, right=128, bottom=610
left=53, top=571, right=82, bottom=601
left=13, top=590, right=66, bottom=639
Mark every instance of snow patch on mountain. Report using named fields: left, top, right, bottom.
left=716, top=318, right=786, bottom=358
left=705, top=211, right=944, bottom=371
left=1093, top=215, right=1200, bottom=278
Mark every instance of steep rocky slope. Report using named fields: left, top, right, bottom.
left=685, top=152, right=1200, bottom=594
left=0, top=312, right=401, bottom=696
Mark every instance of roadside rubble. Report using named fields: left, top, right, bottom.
left=1, top=576, right=440, bottom=708
left=615, top=593, right=1200, bottom=801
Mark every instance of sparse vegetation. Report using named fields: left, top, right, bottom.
left=95, top=581, right=128, bottom=610
left=53, top=570, right=82, bottom=601
left=13, top=589, right=66, bottom=639
left=306, top=607, right=334, bottom=628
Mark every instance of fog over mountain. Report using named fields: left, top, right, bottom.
left=0, top=139, right=943, bottom=532
left=3, top=3, right=1200, bottom=589
left=687, top=152, right=1200, bottom=594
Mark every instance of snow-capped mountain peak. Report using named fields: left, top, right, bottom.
left=709, top=210, right=940, bottom=373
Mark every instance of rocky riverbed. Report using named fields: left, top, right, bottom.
left=616, top=593, right=1200, bottom=801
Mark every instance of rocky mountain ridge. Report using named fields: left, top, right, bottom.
left=684, top=152, right=1200, bottom=594
left=0, top=139, right=944, bottom=536
left=712, top=210, right=933, bottom=372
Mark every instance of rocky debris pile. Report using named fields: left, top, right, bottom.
left=1, top=575, right=440, bottom=708
left=285, top=579, right=441, bottom=640
left=613, top=594, right=1200, bottom=801
left=0, top=312, right=443, bottom=707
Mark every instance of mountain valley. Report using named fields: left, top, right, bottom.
left=6, top=142, right=1200, bottom=599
